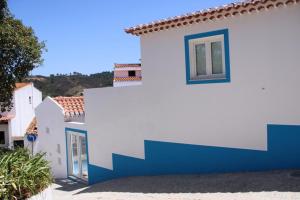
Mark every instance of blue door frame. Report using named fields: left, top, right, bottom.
left=65, top=127, right=90, bottom=183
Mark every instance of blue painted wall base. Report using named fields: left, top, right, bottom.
left=88, top=124, right=300, bottom=185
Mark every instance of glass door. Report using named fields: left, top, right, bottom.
left=67, top=132, right=88, bottom=181
left=79, top=135, right=88, bottom=180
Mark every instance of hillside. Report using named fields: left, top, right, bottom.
left=26, top=72, right=113, bottom=98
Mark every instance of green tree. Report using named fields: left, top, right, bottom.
left=0, top=0, right=45, bottom=112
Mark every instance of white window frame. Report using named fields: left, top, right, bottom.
left=189, top=35, right=226, bottom=81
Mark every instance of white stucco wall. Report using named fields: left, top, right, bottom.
left=29, top=97, right=67, bottom=178
left=85, top=4, right=300, bottom=169
left=113, top=81, right=142, bottom=87
left=10, top=84, right=42, bottom=139
left=27, top=97, right=87, bottom=178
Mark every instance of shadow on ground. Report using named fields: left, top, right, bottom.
left=55, top=170, right=300, bottom=195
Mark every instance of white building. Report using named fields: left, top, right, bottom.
left=28, top=96, right=87, bottom=179
left=113, top=63, right=142, bottom=87
left=0, top=83, right=42, bottom=148
left=84, top=0, right=300, bottom=184
left=34, top=0, right=300, bottom=185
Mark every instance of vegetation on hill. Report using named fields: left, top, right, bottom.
left=27, top=71, right=113, bottom=98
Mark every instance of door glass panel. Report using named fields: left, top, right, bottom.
left=68, top=132, right=88, bottom=181
left=79, top=136, right=88, bottom=180
left=71, top=135, right=79, bottom=177
left=195, top=43, right=206, bottom=76
left=211, top=41, right=223, bottom=74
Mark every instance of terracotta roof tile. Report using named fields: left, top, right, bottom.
left=15, top=82, right=31, bottom=90
left=125, top=0, right=299, bottom=36
left=114, top=63, right=141, bottom=68
left=113, top=77, right=142, bottom=82
left=0, top=114, right=15, bottom=122
left=26, top=118, right=37, bottom=135
left=53, top=96, right=84, bottom=117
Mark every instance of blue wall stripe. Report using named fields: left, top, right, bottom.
left=88, top=124, right=300, bottom=185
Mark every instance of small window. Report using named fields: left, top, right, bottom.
left=57, top=144, right=61, bottom=154
left=185, top=29, right=230, bottom=84
left=128, top=70, right=136, bottom=77
left=58, top=157, right=62, bottom=165
left=29, top=96, right=32, bottom=104
left=0, top=131, right=5, bottom=144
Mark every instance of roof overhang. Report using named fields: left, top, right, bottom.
left=125, top=0, right=298, bottom=36
left=0, top=114, right=15, bottom=122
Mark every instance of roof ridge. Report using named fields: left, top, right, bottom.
left=125, top=0, right=298, bottom=36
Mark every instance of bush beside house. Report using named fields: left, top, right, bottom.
left=0, top=148, right=53, bottom=200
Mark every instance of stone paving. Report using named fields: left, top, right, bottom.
left=52, top=170, right=300, bottom=200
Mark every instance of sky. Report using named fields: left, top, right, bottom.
left=8, top=0, right=234, bottom=76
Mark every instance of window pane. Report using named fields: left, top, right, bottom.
left=128, top=70, right=136, bottom=77
left=211, top=41, right=223, bottom=74
left=195, top=43, right=206, bottom=76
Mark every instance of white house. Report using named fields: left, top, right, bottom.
left=0, top=83, right=42, bottom=149
left=34, top=0, right=300, bottom=185
left=28, top=96, right=87, bottom=179
left=113, top=63, right=142, bottom=87
left=84, top=0, right=300, bottom=184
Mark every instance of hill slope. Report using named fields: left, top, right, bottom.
left=27, top=72, right=113, bottom=98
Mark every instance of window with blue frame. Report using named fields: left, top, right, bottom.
left=184, top=29, right=230, bottom=84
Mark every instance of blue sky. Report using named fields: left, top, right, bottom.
left=8, top=0, right=234, bottom=76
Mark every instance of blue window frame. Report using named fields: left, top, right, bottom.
left=184, top=29, right=231, bottom=84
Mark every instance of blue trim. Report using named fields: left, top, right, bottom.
left=184, top=29, right=231, bottom=85
left=65, top=127, right=90, bottom=184
left=88, top=124, right=300, bottom=184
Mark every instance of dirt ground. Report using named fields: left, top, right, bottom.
left=52, top=170, right=300, bottom=200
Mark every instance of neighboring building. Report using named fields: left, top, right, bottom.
left=0, top=83, right=42, bottom=148
left=26, top=96, right=87, bottom=179
left=84, top=0, right=300, bottom=184
left=113, top=63, right=142, bottom=87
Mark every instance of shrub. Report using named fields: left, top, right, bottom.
left=0, top=148, right=53, bottom=199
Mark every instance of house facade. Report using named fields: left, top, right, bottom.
left=0, top=83, right=42, bottom=148
left=84, top=0, right=300, bottom=184
left=33, top=0, right=300, bottom=185
left=113, top=63, right=142, bottom=87
left=27, top=96, right=87, bottom=179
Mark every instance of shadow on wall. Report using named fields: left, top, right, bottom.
left=88, top=124, right=300, bottom=185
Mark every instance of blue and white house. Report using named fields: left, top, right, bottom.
left=83, top=0, right=300, bottom=184
left=35, top=0, right=300, bottom=184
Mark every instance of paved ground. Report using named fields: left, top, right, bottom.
left=52, top=170, right=300, bottom=200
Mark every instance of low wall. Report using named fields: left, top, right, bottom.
left=27, top=186, right=52, bottom=200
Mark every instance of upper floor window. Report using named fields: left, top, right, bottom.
left=185, top=29, right=230, bottom=84
left=128, top=70, right=136, bottom=77
left=29, top=96, right=32, bottom=104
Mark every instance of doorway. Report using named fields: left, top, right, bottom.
left=66, top=129, right=88, bottom=182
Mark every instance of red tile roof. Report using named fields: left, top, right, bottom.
left=125, top=0, right=298, bottom=36
left=0, top=114, right=15, bottom=122
left=53, top=96, right=84, bottom=117
left=15, top=83, right=31, bottom=90
left=114, top=63, right=141, bottom=68
left=26, top=118, right=37, bottom=135
left=114, top=77, right=142, bottom=82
